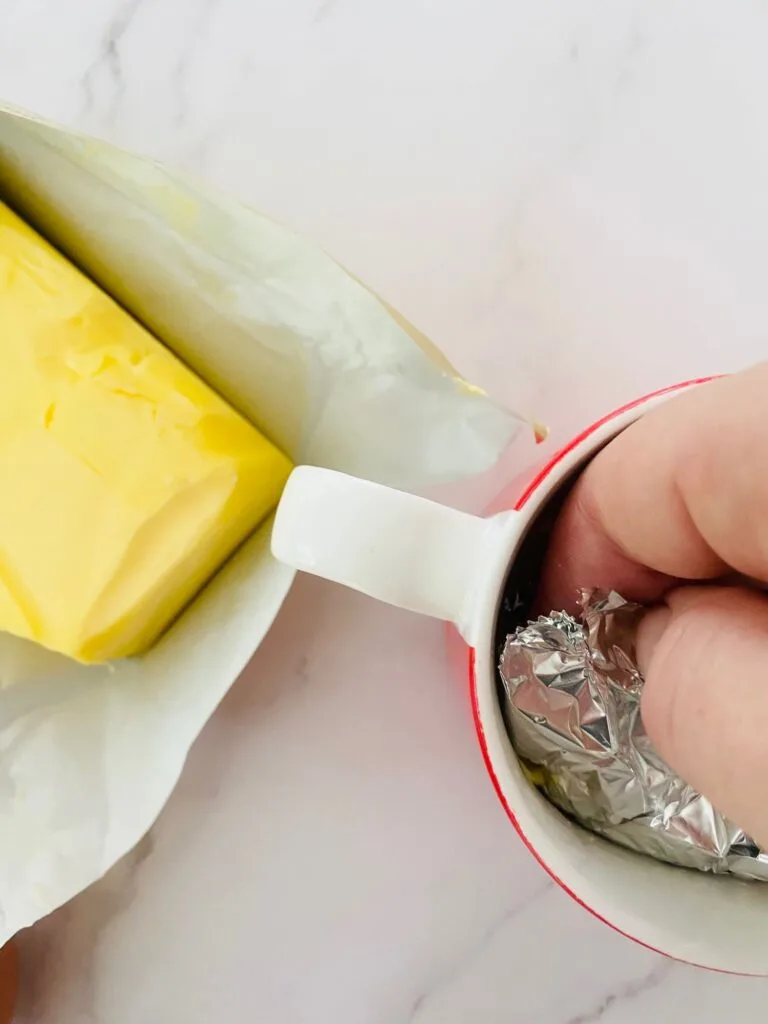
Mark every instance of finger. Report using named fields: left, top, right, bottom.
left=540, top=364, right=768, bottom=611
left=639, top=585, right=768, bottom=849
left=539, top=471, right=681, bottom=613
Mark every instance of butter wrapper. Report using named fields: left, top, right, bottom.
left=0, top=103, right=524, bottom=941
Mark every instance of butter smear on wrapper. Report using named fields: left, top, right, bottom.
left=0, top=201, right=292, bottom=663
left=499, top=590, right=768, bottom=881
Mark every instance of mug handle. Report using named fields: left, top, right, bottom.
left=271, top=466, right=519, bottom=646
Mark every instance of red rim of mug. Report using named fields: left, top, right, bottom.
left=467, top=376, right=758, bottom=976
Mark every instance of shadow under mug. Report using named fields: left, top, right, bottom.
left=272, top=378, right=767, bottom=975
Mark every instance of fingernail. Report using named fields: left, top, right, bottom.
left=636, top=606, right=672, bottom=675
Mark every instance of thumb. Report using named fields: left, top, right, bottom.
left=638, top=585, right=768, bottom=849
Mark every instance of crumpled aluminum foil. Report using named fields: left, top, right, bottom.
left=499, top=590, right=768, bottom=880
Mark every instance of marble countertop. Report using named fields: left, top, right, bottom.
left=5, top=0, right=768, bottom=1020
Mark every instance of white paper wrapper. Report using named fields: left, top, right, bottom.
left=0, top=104, right=523, bottom=941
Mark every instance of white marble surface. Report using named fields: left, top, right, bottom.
left=4, top=0, right=768, bottom=1020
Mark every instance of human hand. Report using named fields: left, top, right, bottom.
left=540, top=364, right=768, bottom=848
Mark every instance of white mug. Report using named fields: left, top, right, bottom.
left=272, top=378, right=767, bottom=975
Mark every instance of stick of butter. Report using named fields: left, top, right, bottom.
left=0, top=201, right=293, bottom=663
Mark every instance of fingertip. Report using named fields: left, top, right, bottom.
left=539, top=495, right=654, bottom=615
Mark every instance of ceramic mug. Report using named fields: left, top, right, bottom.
left=272, top=378, right=767, bottom=975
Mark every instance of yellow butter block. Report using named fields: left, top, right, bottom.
left=0, top=202, right=292, bottom=662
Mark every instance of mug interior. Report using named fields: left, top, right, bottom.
left=472, top=385, right=768, bottom=975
